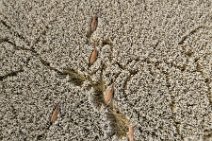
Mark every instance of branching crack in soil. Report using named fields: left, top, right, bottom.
left=0, top=37, right=38, bottom=54
left=1, top=13, right=137, bottom=140
left=0, top=69, right=24, bottom=81
left=178, top=25, right=212, bottom=45
left=0, top=19, right=30, bottom=46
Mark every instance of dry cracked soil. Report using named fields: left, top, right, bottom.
left=1, top=0, right=212, bottom=141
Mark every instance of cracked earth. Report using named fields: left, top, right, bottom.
left=1, top=0, right=212, bottom=141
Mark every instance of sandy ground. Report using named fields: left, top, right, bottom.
left=1, top=0, right=212, bottom=141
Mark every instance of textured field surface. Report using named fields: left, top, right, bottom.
left=1, top=0, right=212, bottom=141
